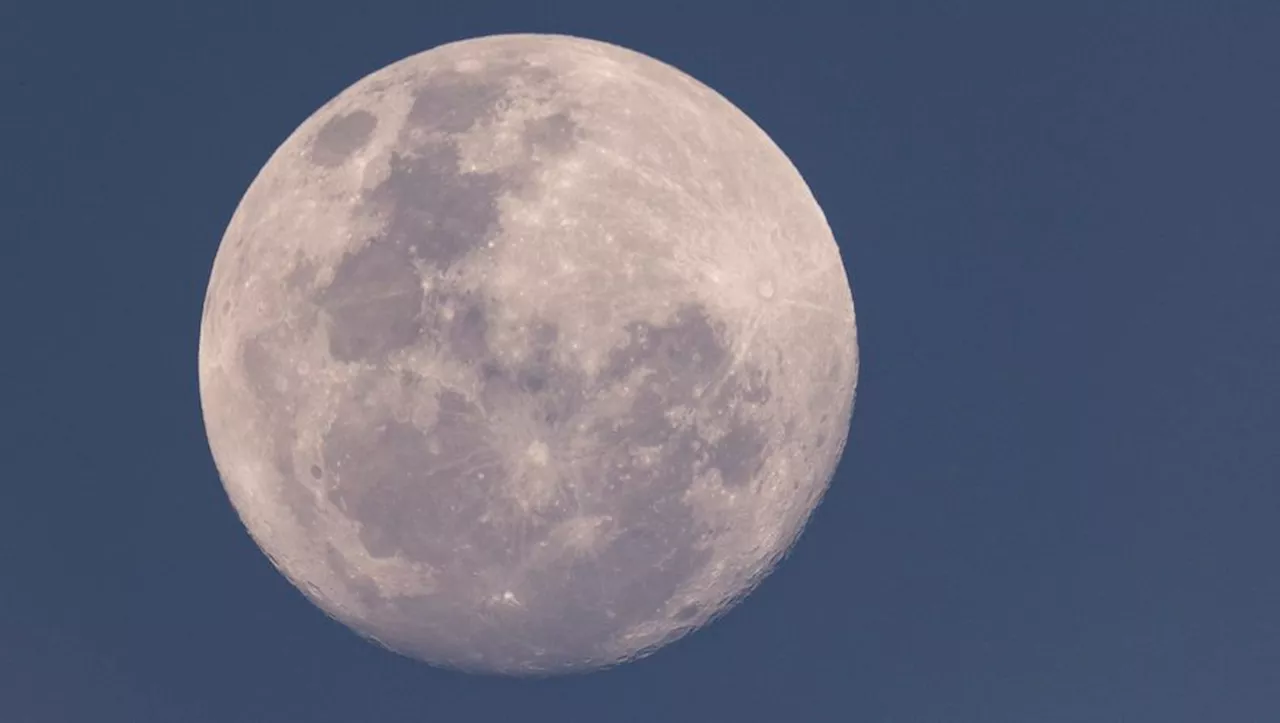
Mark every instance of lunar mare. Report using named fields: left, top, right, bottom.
left=198, top=34, right=857, bottom=674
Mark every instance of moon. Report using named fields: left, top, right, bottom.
left=198, top=33, right=857, bottom=675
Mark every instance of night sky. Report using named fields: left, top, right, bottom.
left=5, top=3, right=1279, bottom=721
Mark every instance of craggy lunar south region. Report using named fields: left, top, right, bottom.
left=198, top=34, right=858, bottom=675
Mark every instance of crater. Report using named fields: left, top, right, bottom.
left=310, top=109, right=377, bottom=167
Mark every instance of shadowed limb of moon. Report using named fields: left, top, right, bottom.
left=198, top=33, right=858, bottom=675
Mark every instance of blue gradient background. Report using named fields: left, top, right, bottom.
left=4, top=3, right=1278, bottom=721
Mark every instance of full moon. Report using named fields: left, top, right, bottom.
left=199, top=33, right=857, bottom=675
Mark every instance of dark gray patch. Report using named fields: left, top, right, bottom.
left=707, top=420, right=768, bottom=488
left=310, top=109, right=377, bottom=167
left=309, top=464, right=323, bottom=479
left=528, top=319, right=558, bottom=347
left=407, top=73, right=509, bottom=133
left=522, top=111, right=582, bottom=155
left=315, top=237, right=424, bottom=364
left=364, top=142, right=507, bottom=271
left=599, top=304, right=772, bottom=490
left=477, top=319, right=587, bottom=429
left=601, top=305, right=731, bottom=394
left=618, top=387, right=672, bottom=447
left=322, top=389, right=535, bottom=568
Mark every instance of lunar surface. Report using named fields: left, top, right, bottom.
left=198, top=33, right=857, bottom=674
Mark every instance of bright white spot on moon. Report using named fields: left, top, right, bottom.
left=526, top=441, right=550, bottom=466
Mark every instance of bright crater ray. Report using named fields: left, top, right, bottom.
left=198, top=33, right=858, bottom=675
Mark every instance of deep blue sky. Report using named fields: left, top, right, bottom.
left=5, top=2, right=1279, bottom=721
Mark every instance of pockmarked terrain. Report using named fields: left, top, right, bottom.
left=199, top=33, right=858, bottom=674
